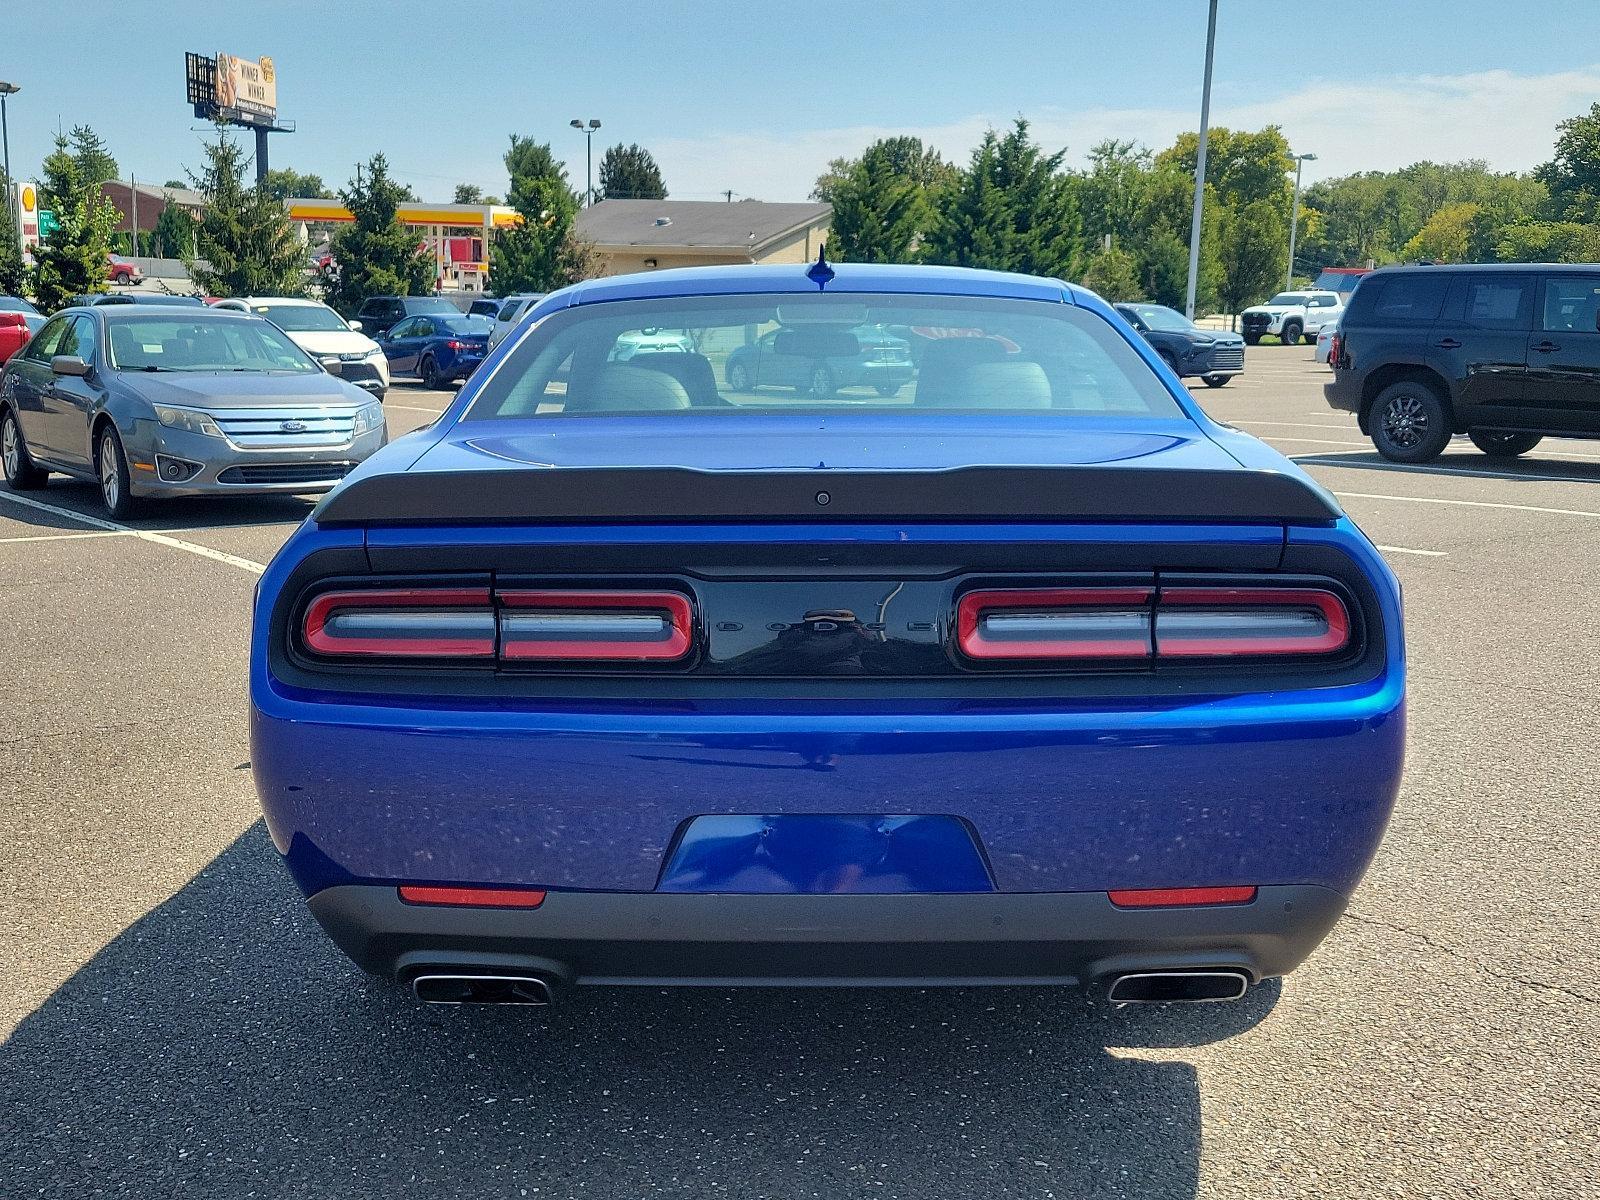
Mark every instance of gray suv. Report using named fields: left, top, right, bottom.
left=0, top=306, right=386, bottom=516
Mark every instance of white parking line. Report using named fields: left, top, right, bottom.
left=1375, top=544, right=1447, bottom=557
left=1337, top=490, right=1600, bottom=520
left=384, top=403, right=449, bottom=416
left=0, top=491, right=267, bottom=573
left=1234, top=420, right=1360, bottom=431
left=1262, top=436, right=1370, bottom=448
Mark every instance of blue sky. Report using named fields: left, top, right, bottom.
left=6, top=0, right=1600, bottom=203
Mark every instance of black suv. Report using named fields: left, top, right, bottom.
left=1327, top=263, right=1600, bottom=462
left=353, top=295, right=461, bottom=338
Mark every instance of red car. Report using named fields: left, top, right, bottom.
left=0, top=299, right=43, bottom=364
left=108, top=254, right=143, bottom=285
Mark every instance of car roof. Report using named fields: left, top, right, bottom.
left=229, top=296, right=330, bottom=306
left=94, top=304, right=259, bottom=322
left=557, top=262, right=1076, bottom=307
left=1365, top=262, right=1600, bottom=276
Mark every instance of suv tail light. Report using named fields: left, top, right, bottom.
left=957, top=585, right=1350, bottom=663
left=1329, top=332, right=1342, bottom=365
left=299, top=585, right=695, bottom=664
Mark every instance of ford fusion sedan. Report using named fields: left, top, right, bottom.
left=250, top=262, right=1404, bottom=1009
left=378, top=313, right=491, bottom=388
left=0, top=307, right=385, bottom=516
left=214, top=297, right=389, bottom=398
left=1115, top=303, right=1246, bottom=388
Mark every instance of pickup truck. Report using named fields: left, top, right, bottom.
left=1239, top=289, right=1343, bottom=346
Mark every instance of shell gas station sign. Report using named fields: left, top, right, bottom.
left=14, top=181, right=39, bottom=259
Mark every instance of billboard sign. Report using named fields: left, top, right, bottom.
left=215, top=53, right=277, bottom=122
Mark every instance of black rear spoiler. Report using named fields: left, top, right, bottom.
left=313, top=466, right=1342, bottom=526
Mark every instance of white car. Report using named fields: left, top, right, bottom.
left=212, top=297, right=389, bottom=398
left=1239, top=289, right=1343, bottom=347
left=486, top=293, right=547, bottom=352
left=1315, top=318, right=1340, bottom=366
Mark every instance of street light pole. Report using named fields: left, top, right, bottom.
left=1184, top=0, right=1218, bottom=320
left=1286, top=152, right=1317, bottom=291
left=570, top=118, right=601, bottom=205
left=0, top=82, right=18, bottom=262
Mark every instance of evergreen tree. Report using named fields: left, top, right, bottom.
left=184, top=127, right=305, bottom=297
left=826, top=153, right=926, bottom=263
left=489, top=136, right=593, bottom=295
left=324, top=154, right=433, bottom=316
left=30, top=133, right=119, bottom=311
left=154, top=197, right=197, bottom=260
left=923, top=120, right=1084, bottom=278
left=598, top=144, right=667, bottom=200
left=1079, top=247, right=1143, bottom=301
left=68, top=125, right=119, bottom=186
left=0, top=178, right=26, bottom=295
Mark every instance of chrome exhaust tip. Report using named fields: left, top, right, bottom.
left=1107, top=970, right=1250, bottom=1004
left=411, top=973, right=554, bottom=1006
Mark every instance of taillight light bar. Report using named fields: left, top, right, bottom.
left=1108, top=886, right=1257, bottom=908
left=299, top=585, right=696, bottom=664
left=302, top=587, right=497, bottom=658
left=498, top=590, right=693, bottom=662
left=958, top=585, right=1351, bottom=663
left=398, top=884, right=547, bottom=908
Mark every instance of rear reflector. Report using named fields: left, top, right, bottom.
left=398, top=885, right=547, bottom=908
left=1108, top=886, right=1258, bottom=908
left=498, top=590, right=693, bottom=661
left=1155, top=588, right=1349, bottom=658
left=302, top=588, right=496, bottom=658
left=958, top=587, right=1154, bottom=660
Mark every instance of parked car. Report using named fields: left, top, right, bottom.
left=88, top=293, right=207, bottom=307
left=724, top=323, right=914, bottom=396
left=1114, top=303, right=1246, bottom=387
left=377, top=313, right=492, bottom=388
left=353, top=295, right=461, bottom=338
left=487, top=293, right=547, bottom=351
left=0, top=297, right=44, bottom=365
left=213, top=297, right=389, bottom=398
left=1240, top=290, right=1344, bottom=346
left=466, top=297, right=501, bottom=320
left=1315, top=316, right=1340, bottom=366
left=249, top=262, right=1404, bottom=1007
left=608, top=329, right=695, bottom=362
left=1327, top=262, right=1600, bottom=462
left=0, top=306, right=385, bottom=516
left=107, top=254, right=143, bottom=285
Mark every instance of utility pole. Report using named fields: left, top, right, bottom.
left=569, top=118, right=601, bottom=205
left=1184, top=0, right=1218, bottom=320
left=130, top=174, right=138, bottom=258
left=1286, top=152, right=1317, bottom=291
left=724, top=189, right=734, bottom=203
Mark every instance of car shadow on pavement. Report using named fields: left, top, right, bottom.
left=2, top=477, right=319, bottom=531
left=1293, top=448, right=1600, bottom=484
left=3, top=823, right=1279, bottom=1199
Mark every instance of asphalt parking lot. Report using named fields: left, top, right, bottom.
left=3, top=356, right=1597, bottom=1198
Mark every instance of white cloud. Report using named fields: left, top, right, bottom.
left=651, top=66, right=1600, bottom=202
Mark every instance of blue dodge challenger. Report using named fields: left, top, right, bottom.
left=250, top=261, right=1404, bottom=1007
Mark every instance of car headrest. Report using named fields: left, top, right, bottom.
left=573, top=364, right=692, bottom=412
left=627, top=351, right=725, bottom=406
left=920, top=360, right=1053, bottom=409
left=913, top=337, right=1012, bottom=406
left=109, top=325, right=140, bottom=363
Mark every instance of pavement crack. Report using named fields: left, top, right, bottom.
left=1342, top=909, right=1600, bottom=1006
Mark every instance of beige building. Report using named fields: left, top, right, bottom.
left=575, top=199, right=832, bottom=277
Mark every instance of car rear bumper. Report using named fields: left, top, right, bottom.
left=307, top=881, right=1349, bottom=988
left=1324, top=374, right=1360, bottom=414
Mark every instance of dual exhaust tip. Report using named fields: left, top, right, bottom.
left=410, top=968, right=1251, bottom=1006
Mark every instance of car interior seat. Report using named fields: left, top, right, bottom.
left=627, top=351, right=732, bottom=406
left=569, top=364, right=692, bottom=412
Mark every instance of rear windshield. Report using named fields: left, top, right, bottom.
left=464, top=293, right=1181, bottom=420
left=251, top=303, right=348, bottom=332
left=438, top=315, right=492, bottom=336
left=106, top=316, right=320, bottom=373
left=406, top=299, right=459, bottom=314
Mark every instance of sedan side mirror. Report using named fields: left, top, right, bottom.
left=51, top=355, right=91, bottom=377
left=347, top=319, right=363, bottom=332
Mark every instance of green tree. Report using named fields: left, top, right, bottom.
left=812, top=136, right=954, bottom=204
left=489, top=136, right=593, bottom=294
left=1076, top=139, right=1152, bottom=247
left=1402, top=201, right=1477, bottom=262
left=0, top=175, right=26, bottom=295
left=923, top=119, right=1083, bottom=278
left=153, top=196, right=197, bottom=259
left=598, top=144, right=667, bottom=200
left=30, top=133, right=119, bottom=311
left=1536, top=102, right=1600, bottom=223
left=1216, top=198, right=1288, bottom=317
left=827, top=156, right=924, bottom=263
left=68, top=125, right=119, bottom=186
left=324, top=153, right=433, bottom=316
left=260, top=168, right=333, bottom=201
left=1494, top=221, right=1600, bottom=263
left=1079, top=246, right=1143, bottom=301
left=452, top=183, right=502, bottom=205
left=183, top=126, right=305, bottom=297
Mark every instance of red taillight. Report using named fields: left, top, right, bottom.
left=1328, top=333, right=1342, bottom=365
left=398, top=884, right=547, bottom=908
left=1155, top=588, right=1349, bottom=658
left=498, top=590, right=694, bottom=661
left=957, top=587, right=1154, bottom=660
left=1108, top=886, right=1257, bottom=908
left=445, top=339, right=466, bottom=350
left=956, top=585, right=1351, bottom=664
left=302, top=587, right=496, bottom=658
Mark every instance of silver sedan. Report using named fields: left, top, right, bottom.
left=0, top=306, right=386, bottom=516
